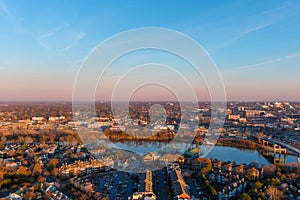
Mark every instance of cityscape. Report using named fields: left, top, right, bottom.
left=1, top=1, right=300, bottom=200
left=0, top=101, right=300, bottom=199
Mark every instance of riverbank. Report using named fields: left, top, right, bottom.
left=215, top=138, right=296, bottom=156
left=216, top=138, right=257, bottom=149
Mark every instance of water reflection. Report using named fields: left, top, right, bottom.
left=112, top=141, right=298, bottom=165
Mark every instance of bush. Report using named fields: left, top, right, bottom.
left=239, top=192, right=252, bottom=200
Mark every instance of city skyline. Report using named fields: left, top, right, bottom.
left=1, top=0, right=300, bottom=101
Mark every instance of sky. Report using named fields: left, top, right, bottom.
left=0, top=0, right=300, bottom=101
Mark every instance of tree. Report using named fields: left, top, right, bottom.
left=40, top=135, right=47, bottom=144
left=33, top=162, right=42, bottom=176
left=201, top=161, right=212, bottom=174
left=0, top=178, right=11, bottom=188
left=18, top=136, right=25, bottom=143
left=258, top=192, right=267, bottom=200
left=23, top=191, right=36, bottom=199
left=46, top=158, right=58, bottom=172
left=209, top=185, right=218, bottom=197
left=1, top=136, right=7, bottom=144
left=7, top=149, right=16, bottom=157
left=0, top=136, right=6, bottom=148
left=255, top=181, right=263, bottom=190
left=37, top=175, right=46, bottom=183
left=49, top=134, right=55, bottom=143
left=239, top=193, right=252, bottom=200
left=265, top=186, right=283, bottom=200
left=51, top=168, right=59, bottom=177
left=246, top=173, right=255, bottom=181
left=94, top=192, right=102, bottom=199
left=0, top=169, right=4, bottom=181
left=43, top=170, right=50, bottom=177
left=268, top=177, right=281, bottom=186
left=16, top=166, right=31, bottom=177
left=24, top=136, right=33, bottom=144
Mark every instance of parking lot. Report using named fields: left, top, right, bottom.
left=97, top=171, right=135, bottom=200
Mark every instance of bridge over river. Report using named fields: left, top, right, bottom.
left=249, top=133, right=300, bottom=167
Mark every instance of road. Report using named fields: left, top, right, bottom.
left=154, top=169, right=170, bottom=200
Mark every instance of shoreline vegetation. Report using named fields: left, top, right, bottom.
left=216, top=138, right=257, bottom=149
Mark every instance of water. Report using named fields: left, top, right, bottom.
left=113, top=141, right=163, bottom=153
left=206, top=146, right=270, bottom=165
left=110, top=141, right=298, bottom=166
left=206, top=146, right=298, bottom=166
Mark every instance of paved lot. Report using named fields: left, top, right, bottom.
left=97, top=171, right=134, bottom=200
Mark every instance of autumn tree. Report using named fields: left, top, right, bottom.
left=201, top=161, right=212, bottom=174
left=24, top=136, right=34, bottom=144
left=265, top=186, right=284, bottom=200
left=18, top=136, right=25, bottom=143
left=23, top=191, right=36, bottom=200
left=43, top=170, right=50, bottom=177
left=16, top=166, right=31, bottom=177
left=7, top=149, right=16, bottom=157
left=33, top=161, right=43, bottom=176
left=37, top=175, right=46, bottom=183
left=0, top=169, right=4, bottom=181
left=0, top=136, right=7, bottom=143
left=94, top=192, right=102, bottom=199
left=0, top=136, right=6, bottom=148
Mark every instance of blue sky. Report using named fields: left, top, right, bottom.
left=0, top=0, right=300, bottom=101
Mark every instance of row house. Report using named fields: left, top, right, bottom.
left=218, top=180, right=246, bottom=200
left=60, top=159, right=105, bottom=178
left=167, top=164, right=192, bottom=200
left=190, top=158, right=211, bottom=170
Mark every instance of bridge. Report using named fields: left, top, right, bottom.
left=261, top=137, right=300, bottom=157
left=248, top=132, right=300, bottom=167
left=258, top=137, right=300, bottom=167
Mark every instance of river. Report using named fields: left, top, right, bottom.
left=206, top=146, right=297, bottom=166
left=111, top=141, right=298, bottom=166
